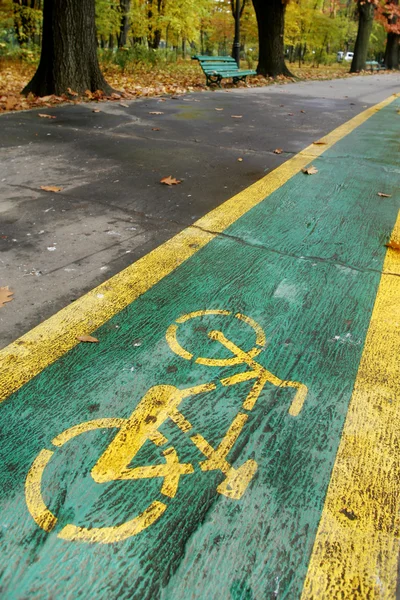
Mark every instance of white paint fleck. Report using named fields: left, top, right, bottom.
left=47, top=246, right=56, bottom=251
left=273, top=280, right=298, bottom=302
left=274, top=577, right=280, bottom=597
left=335, top=264, right=357, bottom=275
left=331, top=333, right=361, bottom=346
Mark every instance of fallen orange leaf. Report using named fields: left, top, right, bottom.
left=40, top=185, right=63, bottom=192
left=149, top=111, right=164, bottom=115
left=92, top=109, right=101, bottom=113
left=0, top=287, right=13, bottom=308
left=160, top=176, right=181, bottom=185
left=302, top=165, right=318, bottom=175
left=386, top=240, right=400, bottom=251
left=119, top=102, right=129, bottom=108
left=5, top=96, right=18, bottom=110
left=313, top=141, right=327, bottom=145
left=152, top=127, right=160, bottom=131
left=274, top=148, right=283, bottom=154
left=231, top=115, right=242, bottom=119
left=38, top=113, right=56, bottom=119
left=67, top=87, right=78, bottom=97
left=76, top=335, right=99, bottom=343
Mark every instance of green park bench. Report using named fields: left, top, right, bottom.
left=365, top=61, right=386, bottom=72
left=192, top=55, right=257, bottom=87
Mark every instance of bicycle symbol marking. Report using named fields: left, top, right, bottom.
left=25, top=310, right=308, bottom=544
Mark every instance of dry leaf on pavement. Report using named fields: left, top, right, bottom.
left=386, top=240, right=400, bottom=251
left=92, top=109, right=101, bottom=113
left=274, top=148, right=283, bottom=154
left=313, top=141, right=327, bottom=145
left=149, top=111, right=164, bottom=115
left=67, top=87, right=78, bottom=97
left=237, top=158, right=243, bottom=162
left=302, top=165, right=318, bottom=175
left=152, top=127, right=160, bottom=131
left=0, top=287, right=13, bottom=308
left=378, top=192, right=391, bottom=198
left=160, top=176, right=181, bottom=185
left=76, top=335, right=99, bottom=343
left=119, top=103, right=129, bottom=108
left=215, top=108, right=224, bottom=111
left=5, top=96, right=18, bottom=110
left=38, top=113, right=56, bottom=119
left=40, top=185, right=63, bottom=192
left=231, top=115, right=242, bottom=119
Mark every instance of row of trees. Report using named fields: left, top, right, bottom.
left=3, top=0, right=399, bottom=96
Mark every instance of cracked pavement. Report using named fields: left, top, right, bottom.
left=1, top=73, right=400, bottom=347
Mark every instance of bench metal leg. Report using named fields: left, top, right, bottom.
left=207, top=75, right=222, bottom=88
left=233, top=76, right=247, bottom=85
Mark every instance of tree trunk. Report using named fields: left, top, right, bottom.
left=119, top=0, right=131, bottom=48
left=147, top=0, right=162, bottom=49
left=23, top=0, right=112, bottom=96
left=350, top=0, right=375, bottom=72
left=384, top=0, right=399, bottom=69
left=384, top=32, right=400, bottom=68
left=13, top=0, right=31, bottom=45
left=251, top=0, right=292, bottom=77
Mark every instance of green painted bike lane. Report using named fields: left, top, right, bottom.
left=0, top=98, right=399, bottom=599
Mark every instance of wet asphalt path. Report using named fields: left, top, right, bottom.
left=0, top=73, right=399, bottom=347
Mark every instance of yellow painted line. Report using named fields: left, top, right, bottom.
left=0, top=93, right=398, bottom=403
left=301, top=212, right=400, bottom=599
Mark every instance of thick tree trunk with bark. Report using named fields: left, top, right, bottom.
left=119, top=0, right=131, bottom=48
left=147, top=0, right=163, bottom=49
left=23, top=0, right=112, bottom=96
left=251, top=0, right=292, bottom=77
left=350, top=0, right=375, bottom=72
left=385, top=32, right=400, bottom=68
left=384, top=0, right=400, bottom=69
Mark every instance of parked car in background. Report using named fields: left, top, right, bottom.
left=337, top=51, right=354, bottom=62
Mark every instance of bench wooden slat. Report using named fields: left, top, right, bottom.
left=222, top=70, right=256, bottom=76
left=192, top=55, right=236, bottom=62
left=203, top=67, right=242, bottom=73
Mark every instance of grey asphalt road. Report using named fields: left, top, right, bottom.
left=1, top=73, right=399, bottom=348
